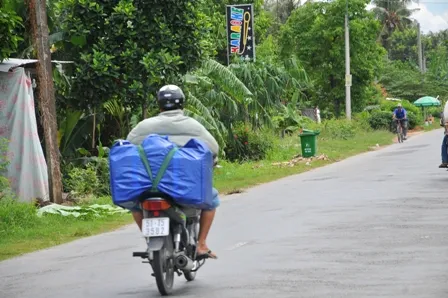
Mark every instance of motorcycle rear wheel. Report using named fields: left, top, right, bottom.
left=184, top=221, right=199, bottom=281
left=153, top=234, right=175, bottom=296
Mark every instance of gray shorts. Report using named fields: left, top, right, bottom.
left=120, top=188, right=221, bottom=212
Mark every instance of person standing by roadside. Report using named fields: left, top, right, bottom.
left=439, top=110, right=448, bottom=168
left=314, top=106, right=321, bottom=123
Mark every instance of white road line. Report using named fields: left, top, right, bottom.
left=225, top=241, right=249, bottom=251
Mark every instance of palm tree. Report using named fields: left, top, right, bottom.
left=265, top=0, right=301, bottom=23
left=184, top=58, right=310, bottom=151
left=183, top=59, right=253, bottom=151
left=372, top=0, right=419, bottom=50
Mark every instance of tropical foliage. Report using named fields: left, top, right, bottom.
left=280, top=0, right=385, bottom=116
left=1, top=0, right=447, bottom=201
left=372, top=0, right=417, bottom=50
left=0, top=4, right=22, bottom=62
left=54, top=0, right=207, bottom=110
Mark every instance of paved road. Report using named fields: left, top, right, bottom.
left=1, top=129, right=448, bottom=298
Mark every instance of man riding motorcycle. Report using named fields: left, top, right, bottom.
left=126, top=84, right=220, bottom=260
left=393, top=103, right=408, bottom=140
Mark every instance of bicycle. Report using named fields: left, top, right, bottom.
left=395, top=119, right=406, bottom=143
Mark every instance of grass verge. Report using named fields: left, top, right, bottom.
left=0, top=129, right=393, bottom=261
left=0, top=197, right=132, bottom=261
left=214, top=130, right=393, bottom=193
left=421, top=120, right=442, bottom=132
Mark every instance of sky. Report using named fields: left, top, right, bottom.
left=408, top=1, right=448, bottom=34
left=301, top=0, right=448, bottom=34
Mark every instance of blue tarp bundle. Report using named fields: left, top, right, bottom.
left=109, top=134, right=214, bottom=209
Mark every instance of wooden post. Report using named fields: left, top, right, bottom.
left=26, top=0, right=63, bottom=203
left=92, top=108, right=96, bottom=149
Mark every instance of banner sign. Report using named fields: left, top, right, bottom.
left=226, top=4, right=255, bottom=64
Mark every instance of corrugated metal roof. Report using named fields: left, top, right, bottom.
left=0, top=58, right=73, bottom=73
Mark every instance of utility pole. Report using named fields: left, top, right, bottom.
left=417, top=22, right=423, bottom=73
left=26, top=0, right=63, bottom=204
left=277, top=0, right=279, bottom=23
left=345, top=0, right=352, bottom=120
left=423, top=56, right=427, bottom=73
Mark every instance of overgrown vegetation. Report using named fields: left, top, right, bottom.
left=1, top=120, right=393, bottom=260
left=0, top=138, right=11, bottom=198
left=0, top=5, right=22, bottom=62
left=0, top=196, right=131, bottom=261
left=0, top=0, right=446, bottom=259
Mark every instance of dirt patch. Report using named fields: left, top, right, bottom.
left=226, top=189, right=245, bottom=195
left=271, top=154, right=329, bottom=168
left=392, top=129, right=425, bottom=144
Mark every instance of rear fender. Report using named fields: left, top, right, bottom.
left=147, top=236, right=165, bottom=252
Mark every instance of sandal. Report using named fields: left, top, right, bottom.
left=196, top=250, right=218, bottom=260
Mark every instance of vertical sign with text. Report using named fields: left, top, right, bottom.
left=226, top=4, right=255, bottom=64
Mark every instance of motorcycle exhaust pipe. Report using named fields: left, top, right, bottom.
left=174, top=255, right=195, bottom=270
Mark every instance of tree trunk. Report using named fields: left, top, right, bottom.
left=26, top=0, right=63, bottom=204
left=142, top=102, right=148, bottom=120
left=92, top=108, right=96, bottom=149
left=329, top=75, right=341, bottom=117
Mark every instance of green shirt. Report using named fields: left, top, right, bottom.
left=126, top=109, right=219, bottom=158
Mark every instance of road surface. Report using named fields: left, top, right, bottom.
left=1, top=129, right=448, bottom=298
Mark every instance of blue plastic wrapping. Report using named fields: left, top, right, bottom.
left=109, top=134, right=214, bottom=209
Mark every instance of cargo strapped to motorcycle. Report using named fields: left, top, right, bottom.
left=138, top=145, right=179, bottom=192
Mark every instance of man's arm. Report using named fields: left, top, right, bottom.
left=126, top=123, right=141, bottom=144
left=200, top=126, right=220, bottom=160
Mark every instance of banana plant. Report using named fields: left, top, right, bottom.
left=103, top=98, right=130, bottom=139
left=58, top=109, right=93, bottom=158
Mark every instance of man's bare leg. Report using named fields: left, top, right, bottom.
left=132, top=211, right=143, bottom=231
left=133, top=208, right=216, bottom=258
left=197, top=209, right=217, bottom=259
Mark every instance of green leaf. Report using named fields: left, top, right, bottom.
left=70, top=35, right=87, bottom=46
left=76, top=148, right=91, bottom=157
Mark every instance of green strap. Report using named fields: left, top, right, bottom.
left=138, top=145, right=178, bottom=192
left=138, top=145, right=154, bottom=181
left=152, top=147, right=179, bottom=191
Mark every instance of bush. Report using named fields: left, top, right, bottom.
left=427, top=107, right=443, bottom=118
left=353, top=111, right=372, bottom=131
left=407, top=111, right=421, bottom=130
left=380, top=99, right=421, bottom=116
left=0, top=138, right=11, bottom=198
left=224, top=123, right=274, bottom=162
left=0, top=197, right=38, bottom=236
left=62, top=145, right=111, bottom=196
left=66, top=164, right=100, bottom=196
left=317, top=119, right=358, bottom=139
left=365, top=83, right=384, bottom=106
left=369, top=110, right=392, bottom=130
left=94, top=158, right=110, bottom=195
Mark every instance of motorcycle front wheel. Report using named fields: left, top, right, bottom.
left=152, top=234, right=175, bottom=296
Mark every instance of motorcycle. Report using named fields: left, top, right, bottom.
left=132, top=190, right=206, bottom=296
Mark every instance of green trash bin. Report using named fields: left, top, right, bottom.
left=299, top=129, right=320, bottom=158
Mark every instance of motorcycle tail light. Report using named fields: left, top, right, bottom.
left=142, top=200, right=171, bottom=211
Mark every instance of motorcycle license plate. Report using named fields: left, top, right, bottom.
left=142, top=218, right=170, bottom=237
